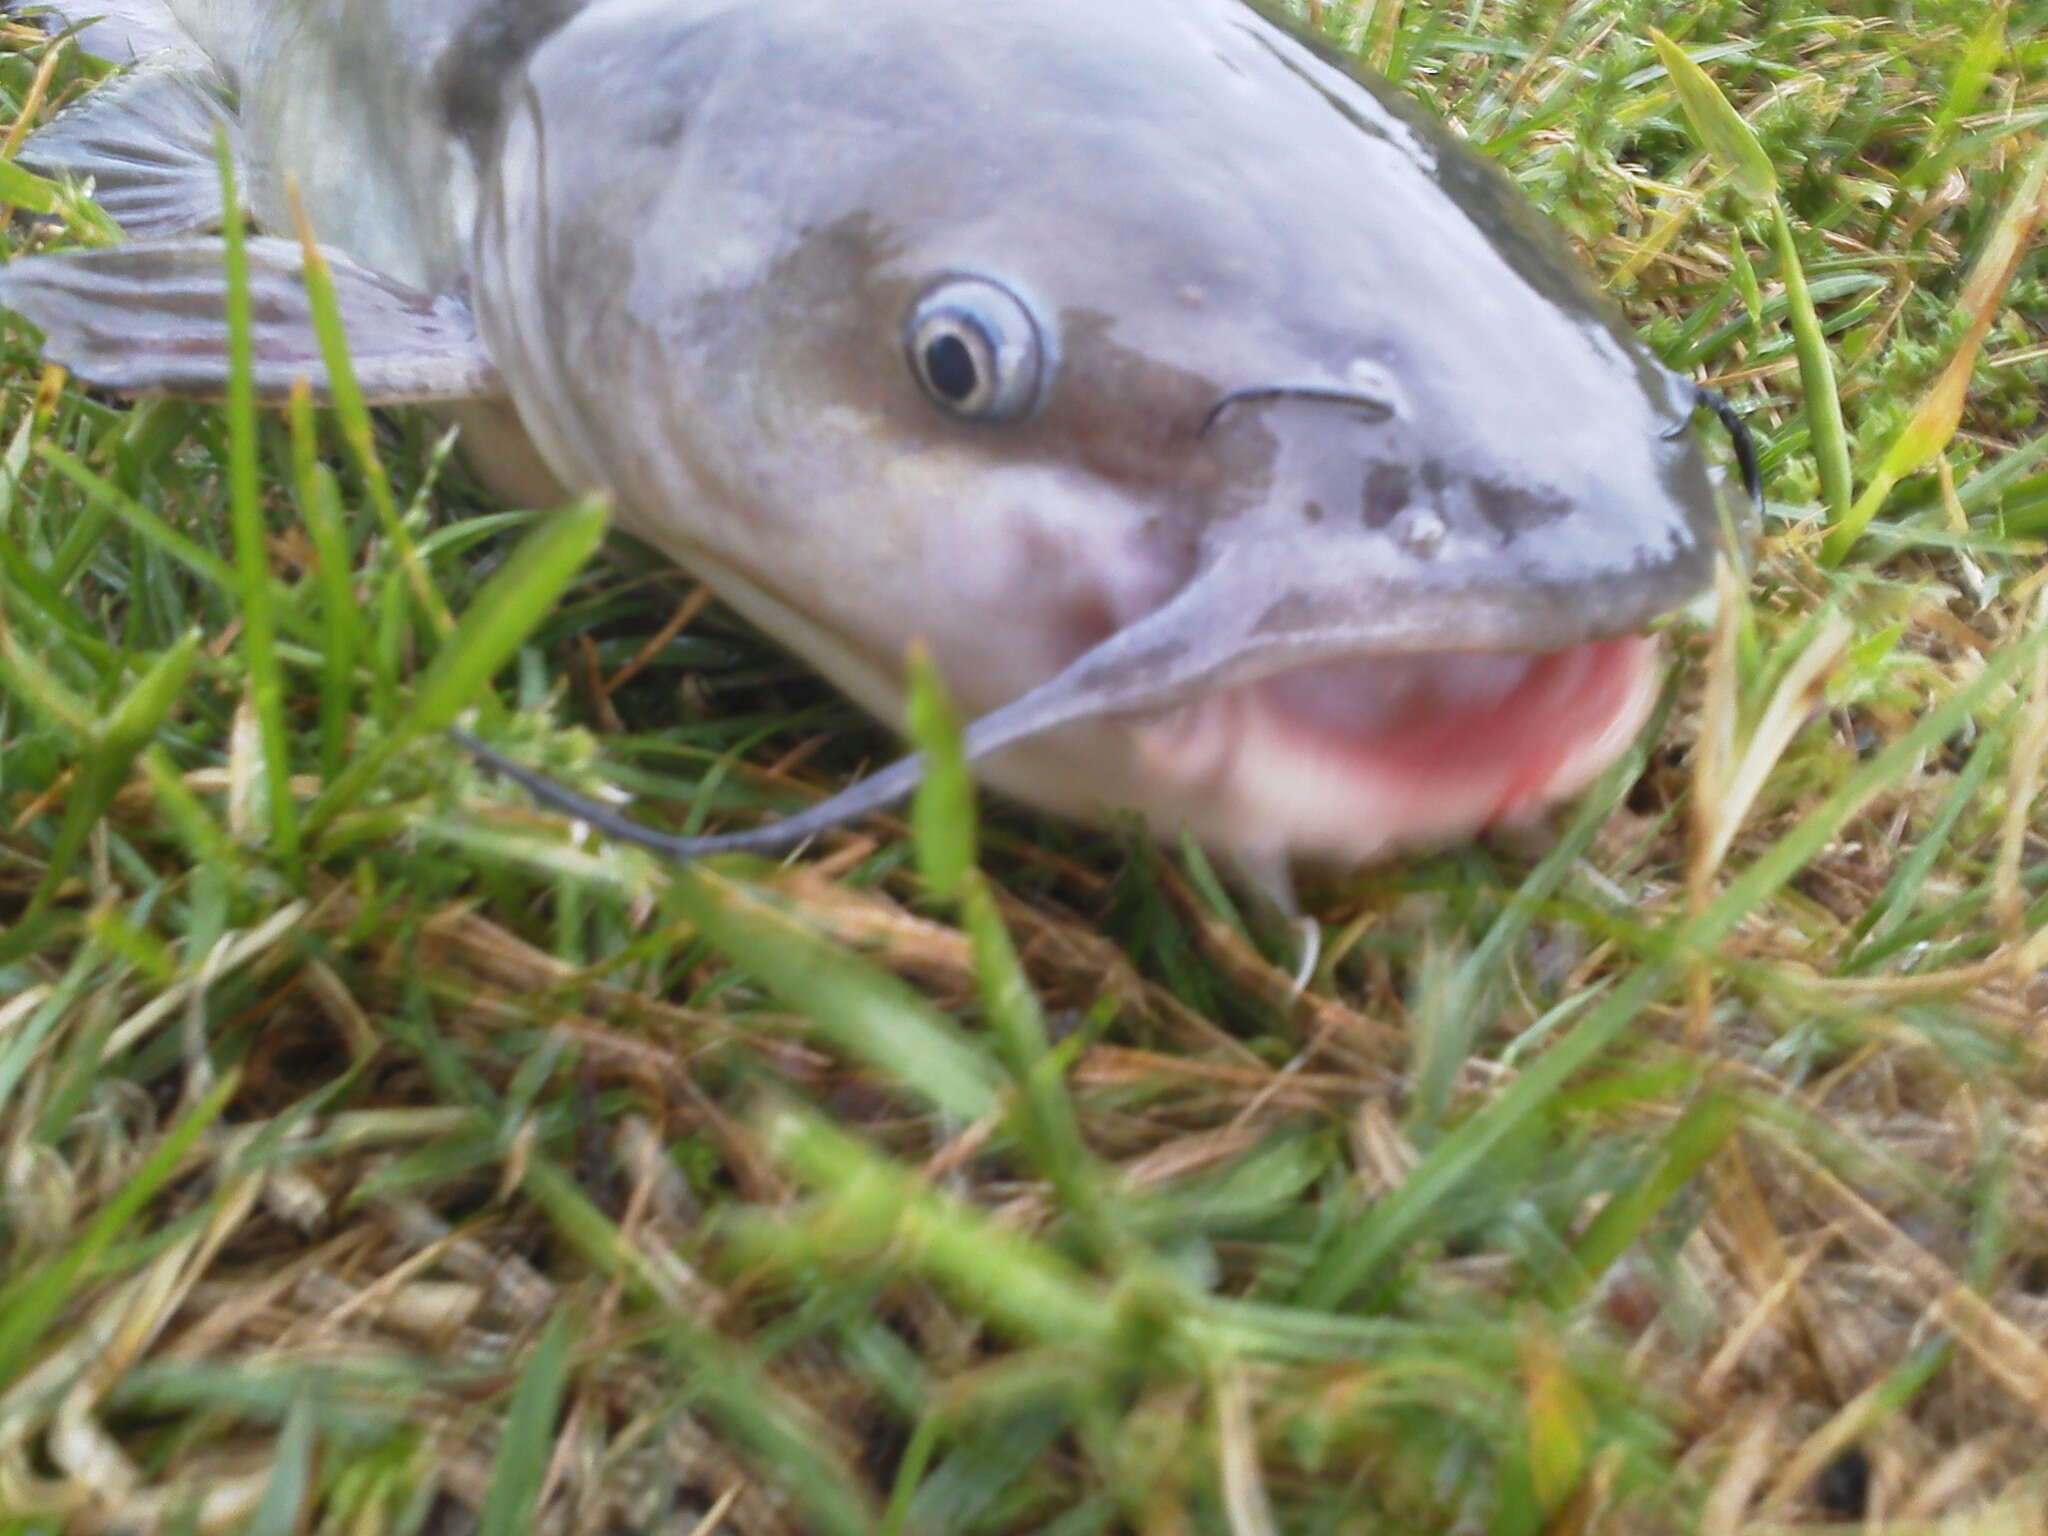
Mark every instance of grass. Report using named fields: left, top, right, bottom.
left=1, top=0, right=2046, bottom=1530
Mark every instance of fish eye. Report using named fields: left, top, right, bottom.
left=906, top=277, right=1046, bottom=423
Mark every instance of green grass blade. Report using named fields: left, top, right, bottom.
left=478, top=1311, right=572, bottom=1536
left=1770, top=203, right=1853, bottom=526
left=0, top=606, right=94, bottom=737
left=1414, top=686, right=1676, bottom=1131
left=1648, top=29, right=1777, bottom=200
left=1823, top=135, right=2048, bottom=564
left=1647, top=31, right=1847, bottom=525
left=139, top=743, right=240, bottom=873
left=907, top=644, right=973, bottom=900
left=1909, top=6, right=2008, bottom=185
left=1845, top=718, right=2009, bottom=964
left=245, top=1392, right=316, bottom=1536
left=756, top=1105, right=1121, bottom=1350
left=667, top=868, right=1003, bottom=1125
left=902, top=642, right=1118, bottom=1252
left=288, top=382, right=367, bottom=785
left=35, top=444, right=239, bottom=596
left=0, top=158, right=62, bottom=214
left=962, top=874, right=1118, bottom=1243
left=1541, top=1089, right=1737, bottom=1307
left=288, top=189, right=452, bottom=636
left=217, top=135, right=300, bottom=867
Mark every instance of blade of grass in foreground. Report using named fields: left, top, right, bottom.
left=288, top=382, right=369, bottom=786
left=665, top=867, right=1004, bottom=1126
left=1295, top=612, right=2048, bottom=1309
left=1647, top=28, right=1776, bottom=202
left=905, top=649, right=1119, bottom=1258
left=245, top=1392, right=317, bottom=1536
left=751, top=1106, right=1127, bottom=1352
left=906, top=642, right=975, bottom=900
left=219, top=135, right=300, bottom=868
left=1540, top=1089, right=1739, bottom=1307
left=289, top=183, right=451, bottom=636
left=478, top=1312, right=572, bottom=1536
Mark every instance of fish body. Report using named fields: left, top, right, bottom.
left=1, top=0, right=1741, bottom=877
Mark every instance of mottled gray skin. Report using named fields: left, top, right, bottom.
left=47, top=0, right=1731, bottom=865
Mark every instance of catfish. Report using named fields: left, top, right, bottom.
left=0, top=0, right=1756, bottom=900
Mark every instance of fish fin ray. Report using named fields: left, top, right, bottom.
left=16, top=65, right=241, bottom=236
left=0, top=238, right=507, bottom=404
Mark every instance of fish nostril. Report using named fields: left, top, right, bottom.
left=1345, top=358, right=1403, bottom=409
left=1303, top=500, right=1327, bottom=525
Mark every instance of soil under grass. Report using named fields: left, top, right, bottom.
left=1, top=1, right=2045, bottom=1531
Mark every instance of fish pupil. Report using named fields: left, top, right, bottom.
left=924, top=334, right=980, bottom=403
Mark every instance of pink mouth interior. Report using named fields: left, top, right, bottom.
left=1256, top=637, right=1653, bottom=826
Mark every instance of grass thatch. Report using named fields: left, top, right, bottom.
left=2, top=0, right=2046, bottom=1531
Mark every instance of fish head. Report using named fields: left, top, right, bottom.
left=474, top=0, right=1737, bottom=868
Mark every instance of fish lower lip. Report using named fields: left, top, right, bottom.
left=1135, top=637, right=1660, bottom=861
left=1257, top=639, right=1646, bottom=790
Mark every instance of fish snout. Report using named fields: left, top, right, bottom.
left=1189, top=381, right=1722, bottom=650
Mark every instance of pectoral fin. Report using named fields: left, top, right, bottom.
left=0, top=237, right=506, bottom=403
left=15, top=65, right=241, bottom=236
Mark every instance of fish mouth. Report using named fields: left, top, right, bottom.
left=454, top=539, right=1669, bottom=874
left=1127, top=636, right=1659, bottom=861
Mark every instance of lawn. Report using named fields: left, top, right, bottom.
left=0, top=1, right=2045, bottom=1531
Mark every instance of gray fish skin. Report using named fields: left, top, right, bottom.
left=14, top=0, right=1734, bottom=869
